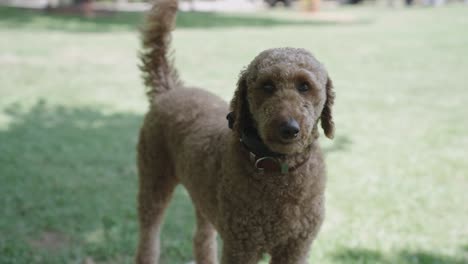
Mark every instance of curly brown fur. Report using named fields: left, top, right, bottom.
left=139, top=0, right=181, bottom=103
left=135, top=1, right=335, bottom=264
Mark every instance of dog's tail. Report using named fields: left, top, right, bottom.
left=139, top=0, right=181, bottom=104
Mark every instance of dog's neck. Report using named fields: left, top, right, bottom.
left=227, top=112, right=313, bottom=174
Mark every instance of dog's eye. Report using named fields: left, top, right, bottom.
left=262, top=83, right=275, bottom=93
left=297, top=82, right=309, bottom=92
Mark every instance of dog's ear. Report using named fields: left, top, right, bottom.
left=229, top=71, right=250, bottom=135
left=320, top=76, right=335, bottom=139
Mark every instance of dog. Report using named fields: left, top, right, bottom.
left=135, top=1, right=335, bottom=263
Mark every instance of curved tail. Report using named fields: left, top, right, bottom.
left=139, top=0, right=181, bottom=104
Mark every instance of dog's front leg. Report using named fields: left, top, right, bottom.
left=269, top=238, right=314, bottom=264
left=221, top=240, right=261, bottom=264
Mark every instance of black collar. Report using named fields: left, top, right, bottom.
left=240, top=127, right=284, bottom=158
left=226, top=112, right=284, bottom=158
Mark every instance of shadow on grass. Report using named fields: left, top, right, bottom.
left=461, top=244, right=468, bottom=252
left=0, top=101, right=194, bottom=263
left=0, top=100, right=352, bottom=263
left=0, top=6, right=366, bottom=32
left=332, top=247, right=467, bottom=264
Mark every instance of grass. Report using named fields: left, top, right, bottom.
left=1, top=4, right=468, bottom=264
left=0, top=6, right=348, bottom=32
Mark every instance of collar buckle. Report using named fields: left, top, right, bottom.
left=253, top=156, right=289, bottom=175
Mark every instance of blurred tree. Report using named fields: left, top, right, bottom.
left=302, top=0, right=321, bottom=11
left=75, top=0, right=95, bottom=17
left=46, top=0, right=95, bottom=17
left=265, top=0, right=293, bottom=8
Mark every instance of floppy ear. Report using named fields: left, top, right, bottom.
left=229, top=71, right=251, bottom=135
left=320, top=76, right=335, bottom=139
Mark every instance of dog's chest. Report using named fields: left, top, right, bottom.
left=221, top=176, right=324, bottom=249
left=259, top=202, right=318, bottom=242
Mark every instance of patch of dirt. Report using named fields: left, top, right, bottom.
left=82, top=257, right=96, bottom=264
left=28, top=231, right=71, bottom=252
left=82, top=255, right=132, bottom=264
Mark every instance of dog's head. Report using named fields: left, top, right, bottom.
left=230, top=48, right=335, bottom=155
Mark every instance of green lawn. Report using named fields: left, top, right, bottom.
left=1, top=4, right=467, bottom=264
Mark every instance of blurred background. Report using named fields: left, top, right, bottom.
left=0, top=0, right=467, bottom=263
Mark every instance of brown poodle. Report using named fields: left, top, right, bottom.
left=135, top=1, right=335, bottom=263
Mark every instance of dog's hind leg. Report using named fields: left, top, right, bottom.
left=135, top=133, right=178, bottom=264
left=193, top=209, right=218, bottom=264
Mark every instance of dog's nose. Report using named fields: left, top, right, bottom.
left=279, top=119, right=300, bottom=140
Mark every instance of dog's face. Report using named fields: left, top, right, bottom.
left=230, top=48, right=335, bottom=155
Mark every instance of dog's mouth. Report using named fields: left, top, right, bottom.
left=277, top=137, right=300, bottom=145
left=264, top=137, right=304, bottom=155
